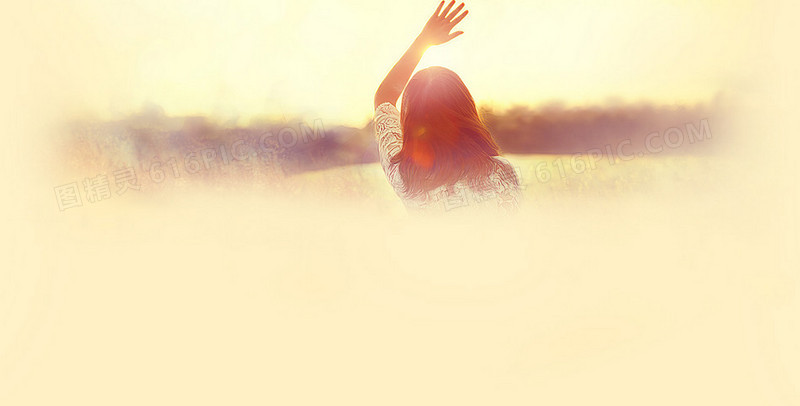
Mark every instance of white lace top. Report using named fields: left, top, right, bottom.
left=374, top=102, right=522, bottom=214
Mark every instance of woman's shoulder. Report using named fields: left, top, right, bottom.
left=374, top=102, right=401, bottom=137
left=375, top=101, right=399, bottom=117
left=489, top=155, right=521, bottom=187
left=489, top=155, right=515, bottom=174
left=490, top=155, right=512, bottom=166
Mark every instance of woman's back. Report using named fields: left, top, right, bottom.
left=374, top=101, right=522, bottom=214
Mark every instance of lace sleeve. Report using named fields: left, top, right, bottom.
left=374, top=102, right=405, bottom=194
left=493, top=157, right=523, bottom=212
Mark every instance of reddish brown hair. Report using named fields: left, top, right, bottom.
left=391, top=66, right=501, bottom=197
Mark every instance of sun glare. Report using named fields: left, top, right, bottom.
left=21, top=0, right=758, bottom=125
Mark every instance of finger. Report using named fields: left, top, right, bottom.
left=450, top=9, right=468, bottom=25
left=447, top=30, right=464, bottom=40
left=433, top=1, right=444, bottom=17
left=446, top=2, right=465, bottom=21
left=441, top=0, right=456, bottom=19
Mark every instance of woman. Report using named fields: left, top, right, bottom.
left=374, top=1, right=522, bottom=214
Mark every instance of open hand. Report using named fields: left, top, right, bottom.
left=417, top=1, right=469, bottom=46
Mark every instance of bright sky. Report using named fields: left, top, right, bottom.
left=12, top=0, right=759, bottom=126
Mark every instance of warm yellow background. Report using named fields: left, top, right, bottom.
left=2, top=0, right=799, bottom=405
left=0, top=0, right=763, bottom=125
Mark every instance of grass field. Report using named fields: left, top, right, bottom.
left=277, top=152, right=719, bottom=212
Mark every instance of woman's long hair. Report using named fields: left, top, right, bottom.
left=391, top=66, right=501, bottom=198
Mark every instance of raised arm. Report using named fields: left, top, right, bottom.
left=373, top=1, right=470, bottom=109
